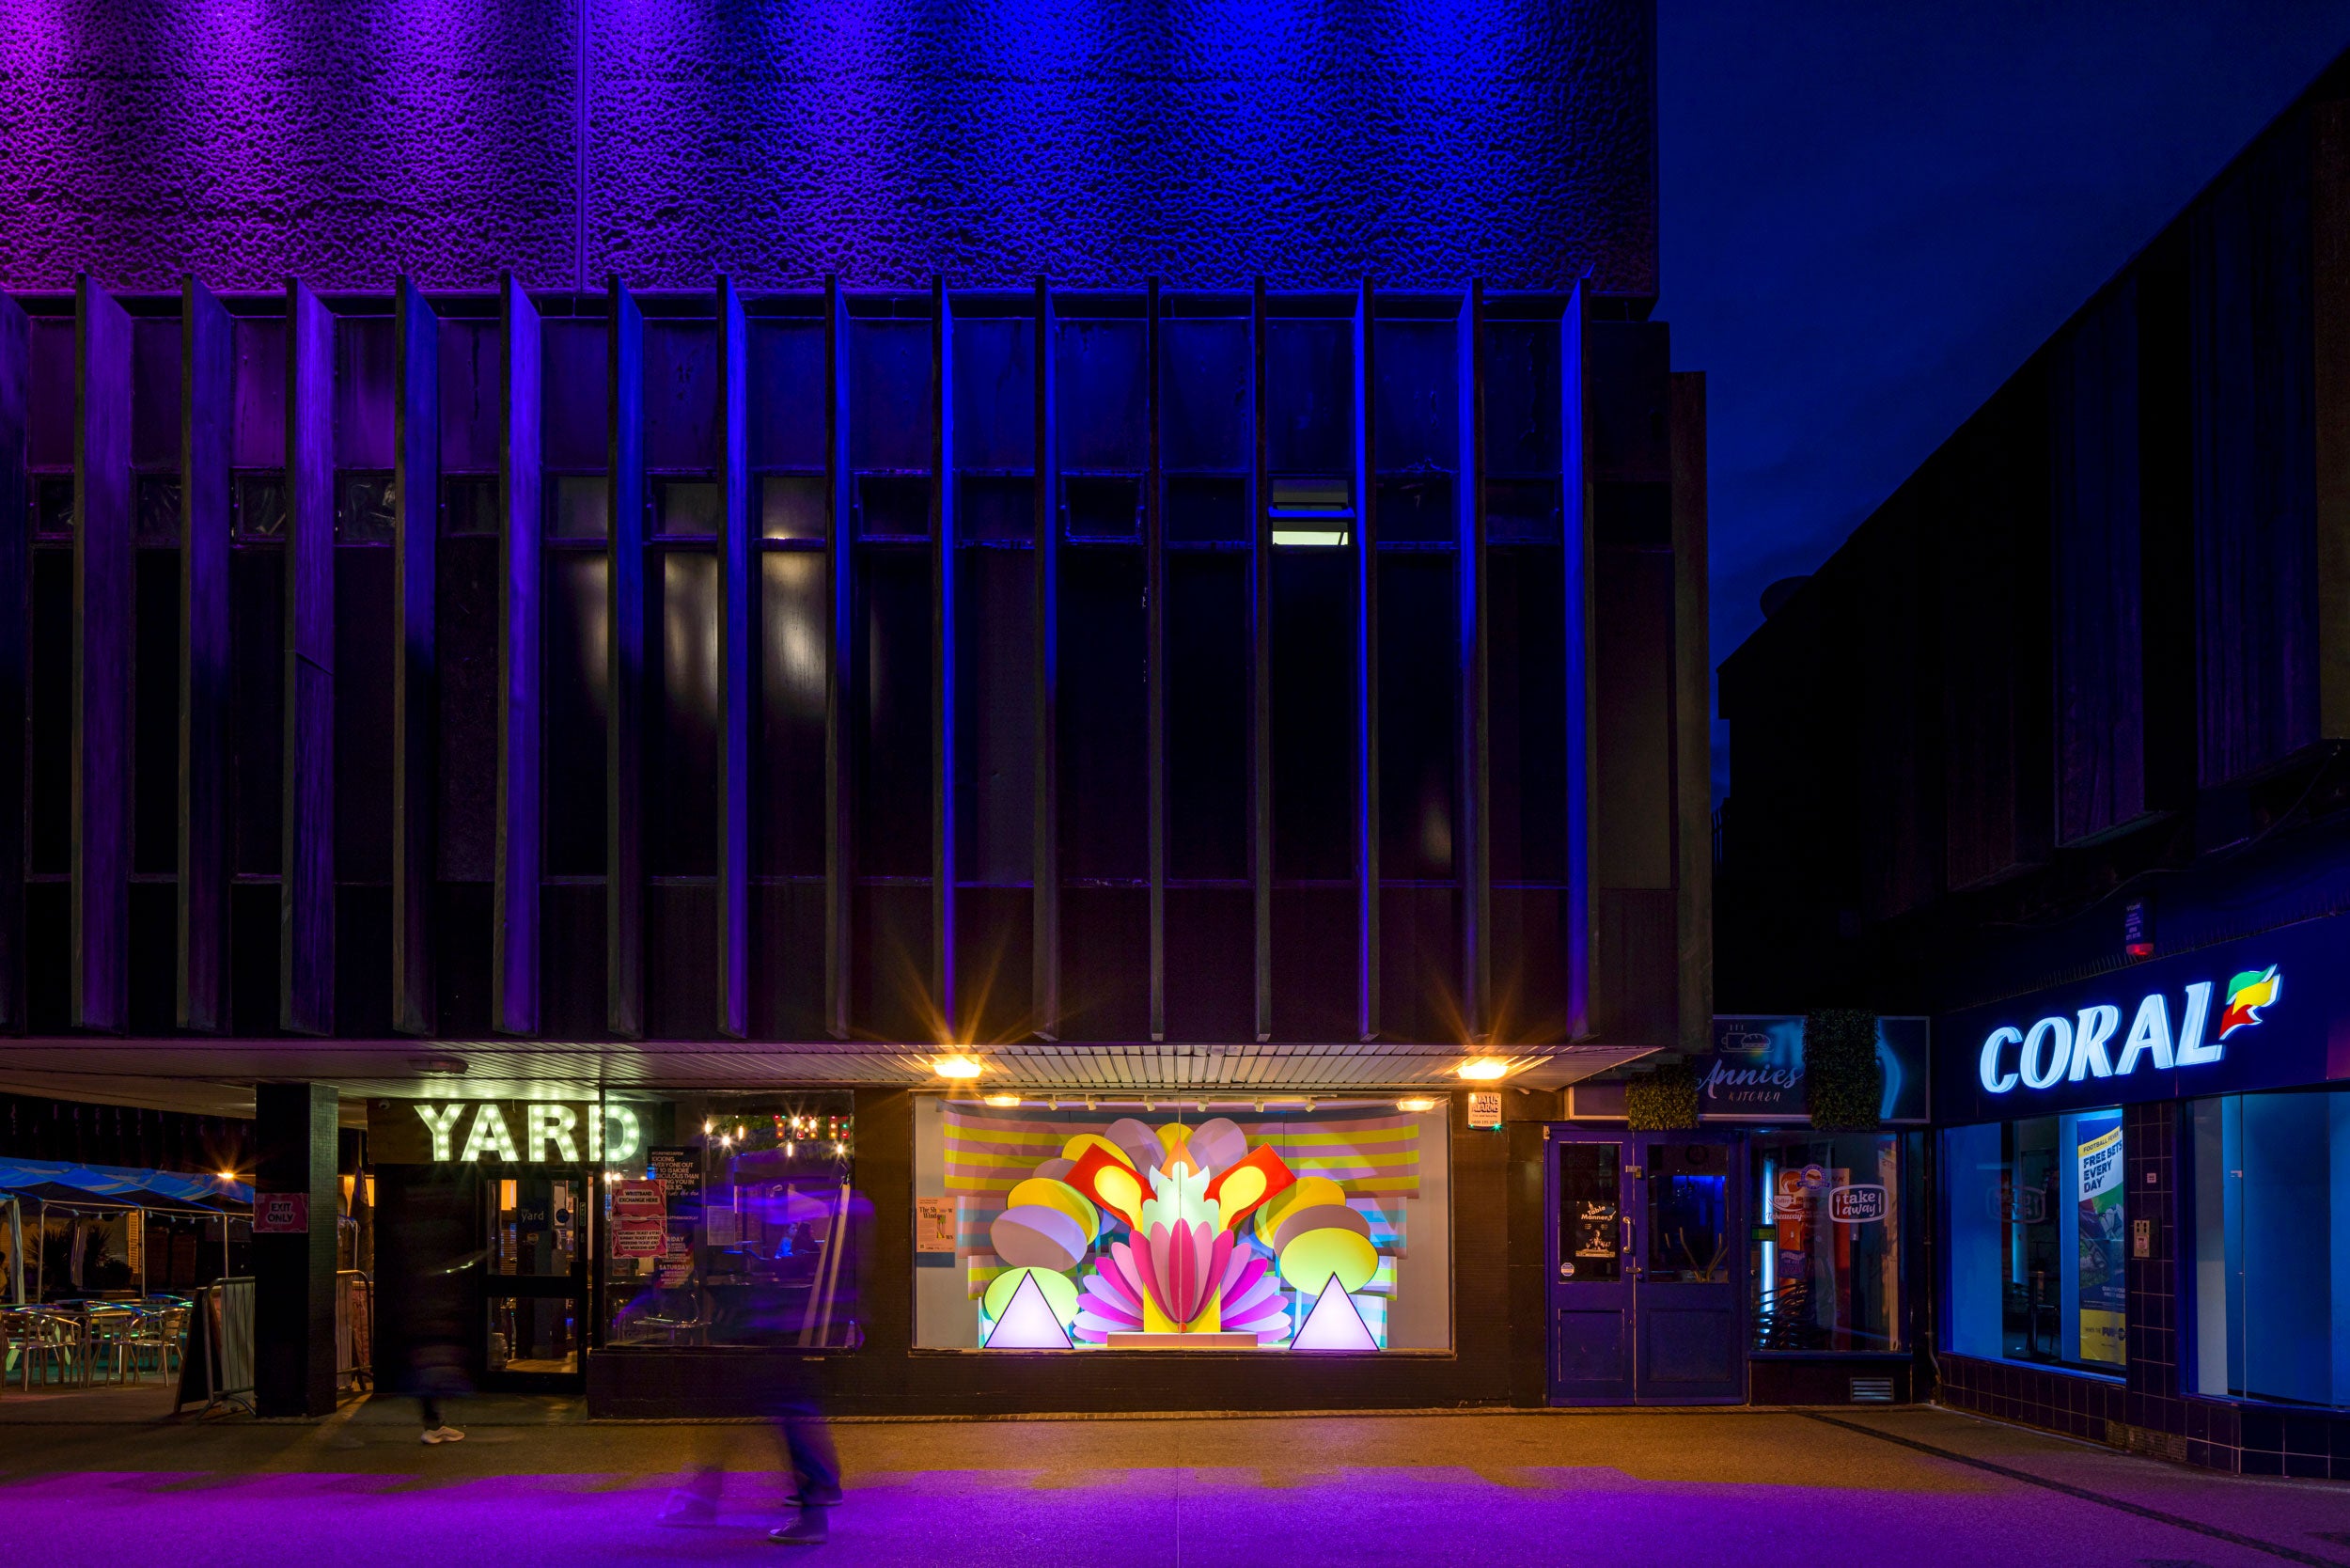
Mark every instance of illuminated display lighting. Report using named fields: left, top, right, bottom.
left=1976, top=966, right=2276, bottom=1095
left=1394, top=1096, right=1439, bottom=1113
left=1457, top=1058, right=1508, bottom=1081
left=412, top=1102, right=640, bottom=1164
left=983, top=1093, right=1022, bottom=1107
left=952, top=1105, right=1413, bottom=1352
left=934, top=1056, right=985, bottom=1081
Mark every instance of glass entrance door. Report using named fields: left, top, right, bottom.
left=482, top=1168, right=589, bottom=1389
left=1546, top=1128, right=1745, bottom=1404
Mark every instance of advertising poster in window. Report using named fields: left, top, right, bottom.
left=2075, top=1111, right=2126, bottom=1366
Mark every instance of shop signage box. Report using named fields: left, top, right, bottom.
left=1937, top=914, right=2350, bottom=1123
left=1699, top=1016, right=1930, bottom=1123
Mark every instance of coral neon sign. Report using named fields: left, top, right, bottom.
left=1976, top=967, right=2278, bottom=1095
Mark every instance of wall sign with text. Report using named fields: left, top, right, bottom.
left=368, top=1099, right=643, bottom=1165
left=1699, top=1016, right=1930, bottom=1123
left=1937, top=913, right=2350, bottom=1122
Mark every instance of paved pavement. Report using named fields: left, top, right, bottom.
left=0, top=1391, right=2345, bottom=1567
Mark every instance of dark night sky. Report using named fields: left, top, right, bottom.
left=1659, top=2, right=2350, bottom=800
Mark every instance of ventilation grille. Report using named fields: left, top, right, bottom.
left=1849, top=1377, right=1896, bottom=1403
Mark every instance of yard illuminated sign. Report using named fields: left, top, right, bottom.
left=366, top=1098, right=643, bottom=1165
left=1977, top=966, right=2279, bottom=1096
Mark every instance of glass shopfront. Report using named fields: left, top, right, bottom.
left=2188, top=1089, right=2350, bottom=1409
left=1943, top=1110, right=2128, bottom=1372
left=1749, top=1131, right=1910, bottom=1355
left=600, top=1091, right=861, bottom=1351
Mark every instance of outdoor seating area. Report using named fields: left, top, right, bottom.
left=0, top=1297, right=191, bottom=1392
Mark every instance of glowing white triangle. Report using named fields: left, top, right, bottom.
left=1291, top=1275, right=1378, bottom=1351
left=983, top=1269, right=1073, bottom=1350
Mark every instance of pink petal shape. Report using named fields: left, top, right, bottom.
left=1089, top=1250, right=1145, bottom=1314
left=1130, top=1231, right=1169, bottom=1322
left=1079, top=1275, right=1144, bottom=1327
left=1164, top=1222, right=1199, bottom=1322
left=1217, top=1245, right=1256, bottom=1301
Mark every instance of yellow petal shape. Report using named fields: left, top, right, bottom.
left=1215, top=1165, right=1267, bottom=1231
left=1277, top=1227, right=1379, bottom=1297
left=1059, top=1132, right=1136, bottom=1169
left=1092, top=1163, right=1145, bottom=1225
left=982, top=1265, right=1078, bottom=1325
left=1007, top=1176, right=1100, bottom=1247
left=1156, top=1122, right=1192, bottom=1152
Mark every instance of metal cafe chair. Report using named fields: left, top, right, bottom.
left=4, top=1307, right=86, bottom=1390
left=84, top=1306, right=140, bottom=1386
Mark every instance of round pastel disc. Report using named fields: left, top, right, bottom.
left=990, top=1203, right=1088, bottom=1273
left=1188, top=1117, right=1247, bottom=1174
left=1058, top=1133, right=1134, bottom=1171
left=1256, top=1175, right=1348, bottom=1247
left=1100, top=1118, right=1165, bottom=1174
left=1277, top=1226, right=1379, bottom=1297
left=1007, top=1176, right=1100, bottom=1246
left=1271, top=1200, right=1370, bottom=1253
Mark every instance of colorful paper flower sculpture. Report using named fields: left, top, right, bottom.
left=971, top=1113, right=1389, bottom=1349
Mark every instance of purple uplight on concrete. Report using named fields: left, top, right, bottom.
left=0, top=0, right=1658, bottom=293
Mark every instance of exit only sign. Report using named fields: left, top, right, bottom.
left=252, top=1193, right=311, bottom=1234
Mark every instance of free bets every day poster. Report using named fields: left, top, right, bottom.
left=2076, top=1111, right=2126, bottom=1367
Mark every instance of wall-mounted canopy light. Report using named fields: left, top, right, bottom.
left=933, top=1056, right=985, bottom=1080
left=1457, top=1058, right=1508, bottom=1081
left=983, top=1093, right=1021, bottom=1107
left=1395, top=1096, right=1439, bottom=1113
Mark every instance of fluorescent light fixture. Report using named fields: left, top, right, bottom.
left=933, top=1055, right=985, bottom=1080
left=1457, top=1058, right=1509, bottom=1081
left=1395, top=1096, right=1439, bottom=1113
left=1271, top=528, right=1349, bottom=547
left=983, top=1093, right=1022, bottom=1107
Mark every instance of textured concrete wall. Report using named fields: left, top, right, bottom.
left=0, top=0, right=1657, bottom=294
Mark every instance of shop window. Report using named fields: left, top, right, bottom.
left=2189, top=1090, right=2350, bottom=1408
left=1943, top=1110, right=2126, bottom=1372
left=1751, top=1132, right=1904, bottom=1353
left=601, top=1091, right=861, bottom=1351
left=913, top=1098, right=1451, bottom=1352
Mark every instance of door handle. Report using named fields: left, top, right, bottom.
left=1620, top=1216, right=1631, bottom=1255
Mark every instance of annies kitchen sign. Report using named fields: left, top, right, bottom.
left=1700, top=1016, right=1929, bottom=1123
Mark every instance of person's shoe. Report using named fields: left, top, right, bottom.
left=767, top=1511, right=829, bottom=1545
left=421, top=1426, right=465, bottom=1445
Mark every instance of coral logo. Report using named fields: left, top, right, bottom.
left=2217, top=966, right=2280, bottom=1040
left=1977, top=964, right=2278, bottom=1096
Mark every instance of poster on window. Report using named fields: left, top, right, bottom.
left=2075, top=1113, right=2126, bottom=1366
